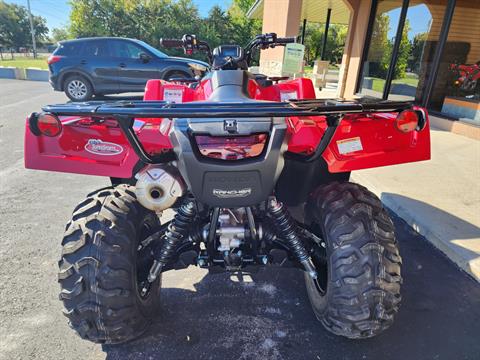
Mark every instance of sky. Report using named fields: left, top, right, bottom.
left=6, top=0, right=231, bottom=34
left=385, top=4, right=433, bottom=41
left=7, top=0, right=433, bottom=40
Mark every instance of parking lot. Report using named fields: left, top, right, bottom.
left=0, top=79, right=479, bottom=360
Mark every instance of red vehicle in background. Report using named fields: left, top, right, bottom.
left=24, top=33, right=430, bottom=344
left=450, top=61, right=480, bottom=93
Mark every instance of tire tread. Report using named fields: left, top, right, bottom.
left=58, top=185, right=160, bottom=344
left=306, top=181, right=402, bottom=339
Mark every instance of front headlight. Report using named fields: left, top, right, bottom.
left=188, top=62, right=208, bottom=72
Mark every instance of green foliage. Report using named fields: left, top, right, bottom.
left=0, top=0, right=49, bottom=49
left=228, top=0, right=261, bottom=47
left=302, top=22, right=348, bottom=65
left=51, top=26, right=72, bottom=43
left=68, top=0, right=261, bottom=61
left=368, top=13, right=391, bottom=78
left=393, top=19, right=411, bottom=79
left=409, top=31, right=428, bottom=73
left=366, top=14, right=412, bottom=80
left=201, top=6, right=233, bottom=49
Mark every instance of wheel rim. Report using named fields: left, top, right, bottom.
left=468, top=80, right=477, bottom=91
left=136, top=219, right=159, bottom=299
left=67, top=80, right=87, bottom=99
left=309, top=224, right=329, bottom=295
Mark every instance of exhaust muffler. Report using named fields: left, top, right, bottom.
left=135, top=165, right=185, bottom=213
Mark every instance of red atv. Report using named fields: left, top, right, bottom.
left=450, top=61, right=480, bottom=93
left=25, top=33, right=430, bottom=343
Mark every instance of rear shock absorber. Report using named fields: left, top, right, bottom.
left=268, top=198, right=317, bottom=279
left=141, top=200, right=196, bottom=295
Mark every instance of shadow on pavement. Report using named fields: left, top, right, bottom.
left=102, top=214, right=480, bottom=360
left=381, top=193, right=480, bottom=274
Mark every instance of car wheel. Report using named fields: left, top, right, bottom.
left=64, top=75, right=94, bottom=102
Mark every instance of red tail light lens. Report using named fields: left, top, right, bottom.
left=47, top=55, right=63, bottom=65
left=37, top=113, right=62, bottom=136
left=195, top=134, right=267, bottom=160
left=395, top=110, right=419, bottom=133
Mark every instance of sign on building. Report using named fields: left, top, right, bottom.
left=282, top=43, right=305, bottom=75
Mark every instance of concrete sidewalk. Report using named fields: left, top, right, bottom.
left=352, top=120, right=480, bottom=280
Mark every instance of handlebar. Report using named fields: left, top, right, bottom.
left=159, top=38, right=184, bottom=49
left=159, top=33, right=298, bottom=67
left=275, top=37, right=296, bottom=45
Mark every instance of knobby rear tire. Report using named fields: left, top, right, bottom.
left=58, top=185, right=162, bottom=344
left=305, top=182, right=402, bottom=339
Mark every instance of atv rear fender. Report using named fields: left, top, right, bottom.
left=24, top=77, right=430, bottom=178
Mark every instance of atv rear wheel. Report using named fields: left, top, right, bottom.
left=58, top=185, right=162, bottom=344
left=304, top=182, right=402, bottom=339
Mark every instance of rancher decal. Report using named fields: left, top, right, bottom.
left=85, top=139, right=124, bottom=156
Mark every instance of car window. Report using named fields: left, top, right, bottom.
left=136, top=40, right=167, bottom=58
left=110, top=41, right=145, bottom=59
left=54, top=42, right=82, bottom=56
left=82, top=41, right=108, bottom=57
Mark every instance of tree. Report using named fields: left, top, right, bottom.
left=202, top=5, right=232, bottom=49
left=0, top=0, right=48, bottom=50
left=228, top=0, right=261, bottom=47
left=368, top=13, right=390, bottom=78
left=68, top=0, right=261, bottom=62
left=303, top=23, right=323, bottom=63
left=409, top=31, right=428, bottom=73
left=393, top=19, right=411, bottom=79
left=301, top=22, right=348, bottom=65
left=51, top=26, right=71, bottom=43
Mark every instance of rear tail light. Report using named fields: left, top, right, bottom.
left=47, top=55, right=63, bottom=65
left=37, top=113, right=62, bottom=136
left=395, top=110, right=419, bottom=133
left=195, top=134, right=267, bottom=160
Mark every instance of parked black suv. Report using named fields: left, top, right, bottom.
left=48, top=37, right=209, bottom=101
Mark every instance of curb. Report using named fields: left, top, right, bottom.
left=25, top=67, right=49, bottom=81
left=0, top=66, right=17, bottom=79
left=0, top=66, right=49, bottom=82
left=351, top=172, right=480, bottom=282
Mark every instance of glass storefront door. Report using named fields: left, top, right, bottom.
left=360, top=0, right=480, bottom=125
left=388, top=0, right=448, bottom=101
left=429, top=0, right=480, bottom=125
left=358, top=0, right=403, bottom=98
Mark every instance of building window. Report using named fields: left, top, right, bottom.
left=358, top=0, right=404, bottom=98
left=388, top=1, right=448, bottom=102
left=429, top=0, right=480, bottom=125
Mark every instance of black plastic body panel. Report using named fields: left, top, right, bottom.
left=276, top=156, right=350, bottom=206
left=170, top=116, right=287, bottom=207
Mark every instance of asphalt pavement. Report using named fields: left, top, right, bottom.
left=0, top=79, right=479, bottom=360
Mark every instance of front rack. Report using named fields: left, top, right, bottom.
left=39, top=98, right=414, bottom=164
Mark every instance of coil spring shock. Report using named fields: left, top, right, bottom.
left=268, top=198, right=317, bottom=279
left=141, top=200, right=196, bottom=295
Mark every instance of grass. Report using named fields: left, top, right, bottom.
left=367, top=76, right=419, bottom=92
left=0, top=56, right=49, bottom=70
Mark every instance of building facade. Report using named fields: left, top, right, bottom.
left=248, top=0, right=480, bottom=125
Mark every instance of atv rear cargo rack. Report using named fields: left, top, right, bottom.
left=42, top=98, right=412, bottom=118
left=37, top=99, right=415, bottom=164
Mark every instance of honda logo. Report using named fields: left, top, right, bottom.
left=224, top=119, right=238, bottom=134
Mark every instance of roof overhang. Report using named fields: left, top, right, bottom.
left=247, top=0, right=351, bottom=25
